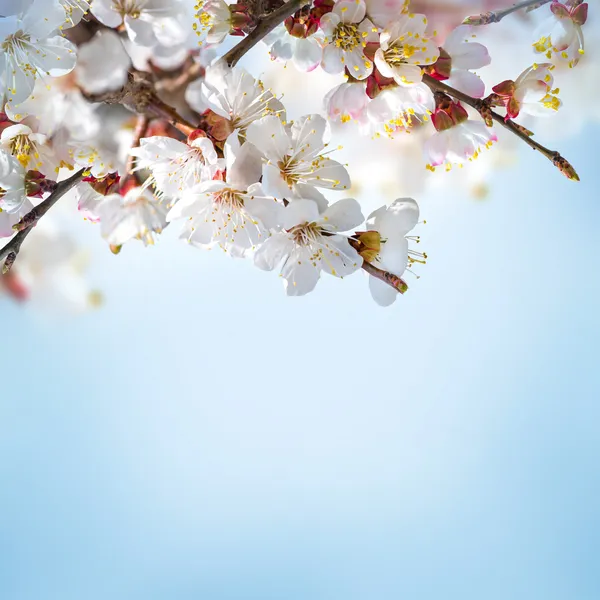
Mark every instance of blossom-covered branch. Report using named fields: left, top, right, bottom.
left=422, top=74, right=579, bottom=181
left=0, top=0, right=592, bottom=309
left=1, top=169, right=86, bottom=274
left=463, top=0, right=552, bottom=25
left=223, top=0, right=312, bottom=66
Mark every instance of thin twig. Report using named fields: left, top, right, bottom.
left=422, top=74, right=579, bottom=181
left=125, top=115, right=150, bottom=176
left=1, top=169, right=86, bottom=273
left=223, top=0, right=311, bottom=67
left=362, top=261, right=409, bottom=294
left=463, top=0, right=551, bottom=25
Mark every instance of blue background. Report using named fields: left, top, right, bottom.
left=1, top=42, right=599, bottom=600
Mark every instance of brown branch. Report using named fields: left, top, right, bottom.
left=422, top=74, right=579, bottom=181
left=463, top=0, right=551, bottom=25
left=223, top=0, right=311, bottom=67
left=1, top=169, right=86, bottom=273
left=83, top=70, right=196, bottom=136
left=361, top=261, right=409, bottom=294
left=125, top=115, right=150, bottom=176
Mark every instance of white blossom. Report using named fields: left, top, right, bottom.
left=168, top=133, right=282, bottom=256
left=262, top=25, right=324, bottom=72
left=374, top=14, right=439, bottom=86
left=246, top=114, right=351, bottom=211
left=324, top=81, right=369, bottom=125
left=363, top=197, right=421, bottom=306
left=186, top=63, right=285, bottom=131
left=90, top=0, right=187, bottom=48
left=96, top=187, right=168, bottom=251
left=5, top=76, right=100, bottom=142
left=0, top=0, right=77, bottom=106
left=533, top=1, right=587, bottom=68
left=75, top=30, right=132, bottom=95
left=439, top=25, right=491, bottom=98
left=320, top=0, right=378, bottom=80
left=130, top=134, right=223, bottom=200
left=254, top=198, right=364, bottom=296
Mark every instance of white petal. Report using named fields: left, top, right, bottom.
left=321, top=198, right=364, bottom=232
left=369, top=275, right=398, bottom=306
left=254, top=233, right=293, bottom=271
left=282, top=198, right=321, bottom=229
left=246, top=115, right=291, bottom=162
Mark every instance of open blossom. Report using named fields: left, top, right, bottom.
left=320, top=0, right=379, bottom=80
left=374, top=14, right=439, bottom=86
left=186, top=63, right=285, bottom=133
left=254, top=198, right=364, bottom=296
left=75, top=30, right=132, bottom=95
left=429, top=25, right=491, bottom=98
left=130, top=133, right=223, bottom=200
left=96, top=187, right=168, bottom=252
left=194, top=0, right=246, bottom=46
left=493, top=63, right=561, bottom=120
left=246, top=114, right=351, bottom=211
left=0, top=0, right=77, bottom=106
left=91, top=0, right=186, bottom=47
left=533, top=2, right=587, bottom=68
left=168, top=133, right=282, bottom=256
left=356, top=197, right=422, bottom=306
left=262, top=24, right=324, bottom=72
left=324, top=81, right=369, bottom=125
left=5, top=76, right=100, bottom=142
left=367, top=83, right=435, bottom=133
left=0, top=123, right=55, bottom=173
left=424, top=101, right=497, bottom=170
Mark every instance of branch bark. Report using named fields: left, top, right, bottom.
left=1, top=169, right=86, bottom=273
left=463, top=0, right=551, bottom=25
left=422, top=74, right=579, bottom=181
left=223, top=0, right=312, bottom=67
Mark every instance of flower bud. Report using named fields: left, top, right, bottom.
left=25, top=170, right=57, bottom=198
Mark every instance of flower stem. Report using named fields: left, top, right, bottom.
left=223, top=0, right=312, bottom=67
left=463, top=0, right=552, bottom=25
left=422, top=74, right=580, bottom=181
left=361, top=261, right=409, bottom=294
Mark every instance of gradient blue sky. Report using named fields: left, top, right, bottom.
left=1, top=99, right=599, bottom=600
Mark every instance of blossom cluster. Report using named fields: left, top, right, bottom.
left=0, top=0, right=590, bottom=308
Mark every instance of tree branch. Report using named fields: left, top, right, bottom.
left=125, top=115, right=150, bottom=177
left=463, top=0, right=551, bottom=25
left=1, top=169, right=86, bottom=273
left=84, top=70, right=196, bottom=136
left=422, top=74, right=579, bottom=181
left=223, top=0, right=311, bottom=67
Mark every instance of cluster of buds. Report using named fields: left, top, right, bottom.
left=23, top=171, right=58, bottom=200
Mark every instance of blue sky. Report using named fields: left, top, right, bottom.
left=1, top=90, right=599, bottom=600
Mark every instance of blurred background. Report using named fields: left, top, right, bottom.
left=1, top=2, right=599, bottom=599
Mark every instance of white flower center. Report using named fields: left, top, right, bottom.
left=288, top=221, right=322, bottom=246
left=383, top=42, right=418, bottom=66
left=333, top=23, right=362, bottom=52
left=112, top=0, right=146, bottom=19
left=10, top=134, right=36, bottom=168
left=213, top=188, right=244, bottom=211
left=1, top=31, right=31, bottom=55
